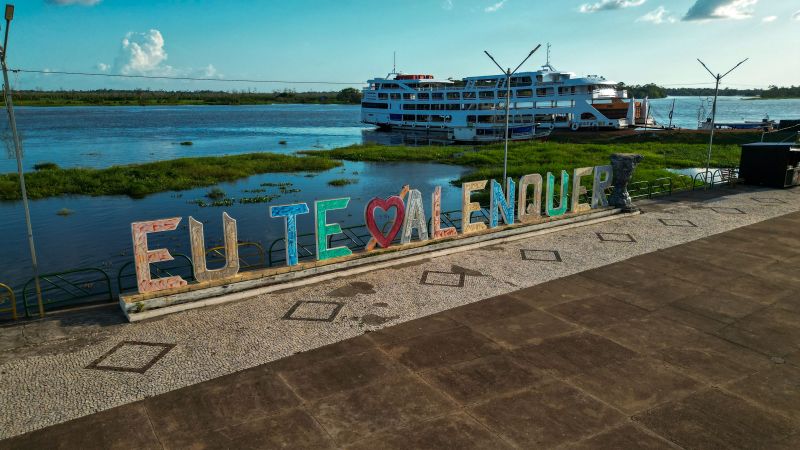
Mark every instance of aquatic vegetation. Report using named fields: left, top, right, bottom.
left=56, top=208, right=74, bottom=216
left=279, top=140, right=288, bottom=145
left=34, top=162, right=59, bottom=171
left=238, top=195, right=280, bottom=204
left=179, top=141, right=193, bottom=146
left=206, top=187, right=227, bottom=200
left=0, top=153, right=340, bottom=201
left=328, top=178, right=358, bottom=187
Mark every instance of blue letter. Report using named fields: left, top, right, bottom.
left=490, top=178, right=516, bottom=228
left=270, top=203, right=310, bottom=266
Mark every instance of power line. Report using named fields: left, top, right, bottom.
left=10, top=68, right=365, bottom=85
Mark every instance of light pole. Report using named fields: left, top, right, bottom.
left=697, top=57, right=748, bottom=187
left=484, top=44, right=541, bottom=182
left=1, top=4, right=44, bottom=317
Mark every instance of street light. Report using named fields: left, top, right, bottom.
left=697, top=57, right=748, bottom=187
left=1, top=4, right=45, bottom=317
left=484, top=44, right=541, bottom=182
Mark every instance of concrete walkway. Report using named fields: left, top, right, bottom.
left=1, top=186, right=800, bottom=448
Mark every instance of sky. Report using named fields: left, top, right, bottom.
left=6, top=0, right=800, bottom=91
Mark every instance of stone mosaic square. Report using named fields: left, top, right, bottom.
left=751, top=197, right=786, bottom=204
left=521, top=249, right=563, bottom=262
left=658, top=218, right=698, bottom=228
left=710, top=207, right=746, bottom=215
left=596, top=232, right=637, bottom=243
left=420, top=270, right=466, bottom=288
left=283, top=301, right=344, bottom=322
left=86, top=341, right=175, bottom=374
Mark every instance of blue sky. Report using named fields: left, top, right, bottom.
left=7, top=0, right=800, bottom=91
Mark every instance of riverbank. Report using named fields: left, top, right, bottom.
left=1, top=130, right=785, bottom=202
left=0, top=153, right=341, bottom=201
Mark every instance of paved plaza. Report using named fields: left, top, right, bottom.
left=1, top=185, right=799, bottom=448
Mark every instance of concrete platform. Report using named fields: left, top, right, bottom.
left=1, top=185, right=800, bottom=448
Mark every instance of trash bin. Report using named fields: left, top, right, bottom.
left=739, top=143, right=800, bottom=188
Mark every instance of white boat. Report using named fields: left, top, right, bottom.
left=361, top=62, right=653, bottom=142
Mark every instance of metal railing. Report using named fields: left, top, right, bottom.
left=206, top=241, right=267, bottom=271
left=117, top=253, right=195, bottom=294
left=21, top=268, right=113, bottom=317
left=0, top=282, right=16, bottom=320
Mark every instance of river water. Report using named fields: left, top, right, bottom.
left=1, top=98, right=798, bottom=292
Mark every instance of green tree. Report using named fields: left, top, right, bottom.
left=336, top=87, right=362, bottom=104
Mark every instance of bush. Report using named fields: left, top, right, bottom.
left=34, top=162, right=59, bottom=171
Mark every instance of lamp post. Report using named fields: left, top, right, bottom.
left=484, top=44, right=541, bottom=182
left=1, top=4, right=44, bottom=317
left=697, top=57, right=748, bottom=187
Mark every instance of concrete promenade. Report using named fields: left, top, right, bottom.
left=1, top=185, right=799, bottom=448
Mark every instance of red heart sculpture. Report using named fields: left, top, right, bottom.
left=365, top=196, right=406, bottom=249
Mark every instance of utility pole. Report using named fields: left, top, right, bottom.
left=697, top=57, right=748, bottom=187
left=484, top=44, right=541, bottom=182
left=1, top=4, right=44, bottom=318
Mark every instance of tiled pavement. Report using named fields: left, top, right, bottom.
left=3, top=209, right=799, bottom=449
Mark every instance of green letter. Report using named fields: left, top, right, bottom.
left=546, top=171, right=570, bottom=217
left=315, top=198, right=353, bottom=261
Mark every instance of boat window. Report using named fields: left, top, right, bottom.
left=516, top=101, right=534, bottom=108
left=479, top=91, right=494, bottom=99
left=580, top=113, right=597, bottom=120
left=417, top=104, right=430, bottom=110
left=361, top=102, right=389, bottom=109
left=511, top=77, right=532, bottom=87
left=463, top=92, right=476, bottom=99
left=467, top=115, right=477, bottom=124
left=430, top=104, right=445, bottom=111
left=516, top=89, right=533, bottom=98
left=536, top=88, right=552, bottom=97
left=475, top=78, right=497, bottom=87
left=403, top=104, right=416, bottom=110
left=416, top=115, right=430, bottom=122
left=390, top=93, right=401, bottom=100
left=403, top=114, right=415, bottom=121
left=403, top=93, right=416, bottom=100
left=447, top=92, right=460, bottom=100
left=378, top=93, right=388, bottom=100
left=418, top=93, right=430, bottom=100
left=446, top=104, right=461, bottom=111
left=432, top=93, right=444, bottom=100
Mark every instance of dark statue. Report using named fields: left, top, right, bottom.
left=609, top=153, right=644, bottom=212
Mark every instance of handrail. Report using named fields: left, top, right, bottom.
left=206, top=241, right=266, bottom=270
left=22, top=267, right=113, bottom=318
left=116, top=253, right=194, bottom=294
left=0, top=282, right=17, bottom=320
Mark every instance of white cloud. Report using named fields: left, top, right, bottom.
left=109, top=29, right=221, bottom=80
left=579, top=0, right=646, bottom=13
left=113, top=29, right=172, bottom=76
left=683, top=0, right=758, bottom=21
left=637, top=6, right=676, bottom=23
left=794, top=10, right=800, bottom=21
left=46, top=0, right=101, bottom=5
left=761, top=15, right=776, bottom=22
left=485, top=0, right=507, bottom=13
left=442, top=0, right=454, bottom=10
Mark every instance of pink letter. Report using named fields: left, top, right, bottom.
left=131, top=218, right=188, bottom=294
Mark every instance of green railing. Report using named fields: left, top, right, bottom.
left=0, top=282, right=16, bottom=321
left=21, top=268, right=113, bottom=317
left=207, top=241, right=267, bottom=271
left=116, top=254, right=195, bottom=294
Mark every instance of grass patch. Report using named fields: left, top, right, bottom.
left=328, top=178, right=358, bottom=187
left=302, top=133, right=744, bottom=188
left=0, top=153, right=340, bottom=201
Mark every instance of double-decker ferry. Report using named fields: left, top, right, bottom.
left=361, top=63, right=653, bottom=142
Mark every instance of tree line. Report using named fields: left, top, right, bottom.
left=10, top=88, right=364, bottom=106
left=617, top=83, right=800, bottom=99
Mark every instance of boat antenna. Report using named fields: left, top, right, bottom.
left=543, top=43, right=556, bottom=71
left=392, top=51, right=396, bottom=74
